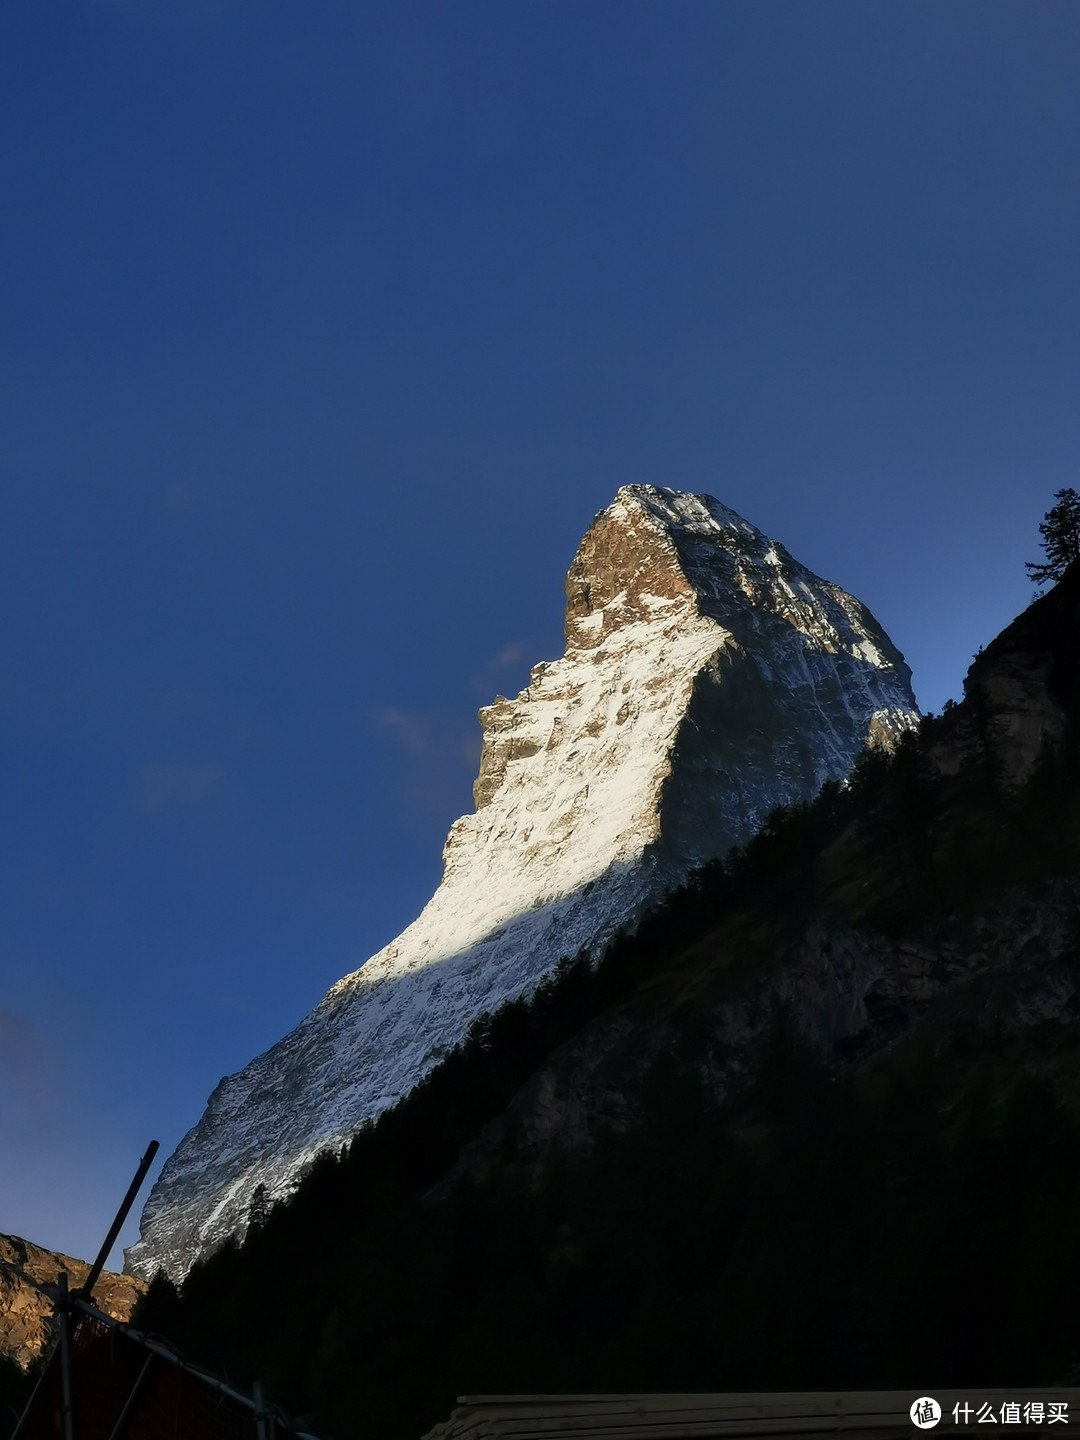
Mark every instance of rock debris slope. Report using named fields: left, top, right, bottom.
left=127, top=485, right=918, bottom=1282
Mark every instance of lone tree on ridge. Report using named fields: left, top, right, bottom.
left=1027, top=487, right=1080, bottom=591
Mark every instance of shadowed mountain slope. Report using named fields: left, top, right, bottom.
left=135, top=566, right=1080, bottom=1440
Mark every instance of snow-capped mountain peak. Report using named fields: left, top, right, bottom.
left=127, top=485, right=918, bottom=1282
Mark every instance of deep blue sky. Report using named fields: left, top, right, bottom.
left=1, top=0, right=1077, bottom=1263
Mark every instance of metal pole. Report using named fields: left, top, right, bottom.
left=104, top=1353, right=154, bottom=1440
left=66, top=1297, right=321, bottom=1440
left=8, top=1342, right=52, bottom=1439
left=56, top=1272, right=76, bottom=1440
left=78, top=1141, right=159, bottom=1302
left=253, top=1380, right=268, bottom=1440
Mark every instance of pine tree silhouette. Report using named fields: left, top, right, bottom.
left=246, top=1182, right=271, bottom=1231
left=1027, top=488, right=1080, bottom=591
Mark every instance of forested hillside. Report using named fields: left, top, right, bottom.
left=135, top=566, right=1080, bottom=1440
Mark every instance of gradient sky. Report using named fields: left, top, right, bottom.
left=1, top=0, right=1078, bottom=1265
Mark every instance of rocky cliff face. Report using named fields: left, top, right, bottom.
left=126, top=485, right=918, bottom=1283
left=0, top=1235, right=142, bottom=1370
left=927, top=559, right=1080, bottom=786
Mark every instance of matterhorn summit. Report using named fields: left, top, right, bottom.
left=128, top=486, right=919, bottom=1281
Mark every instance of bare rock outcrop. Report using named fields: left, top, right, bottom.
left=0, top=1234, right=143, bottom=1370
left=928, top=559, right=1080, bottom=786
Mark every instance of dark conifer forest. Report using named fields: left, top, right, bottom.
left=130, top=566, right=1080, bottom=1440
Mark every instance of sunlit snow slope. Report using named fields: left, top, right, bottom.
left=127, top=486, right=919, bottom=1281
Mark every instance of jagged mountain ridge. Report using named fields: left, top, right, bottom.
left=127, top=484, right=918, bottom=1282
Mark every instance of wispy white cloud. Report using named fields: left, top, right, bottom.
left=210, top=995, right=253, bottom=1015
left=374, top=706, right=481, bottom=823
left=376, top=709, right=432, bottom=759
left=375, top=640, right=546, bottom=825
left=131, top=761, right=225, bottom=814
left=164, top=484, right=191, bottom=511
left=0, top=1006, right=65, bottom=1141
left=469, top=639, right=538, bottom=696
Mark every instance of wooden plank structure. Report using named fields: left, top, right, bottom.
left=421, top=1391, right=1080, bottom=1440
left=10, top=1142, right=320, bottom=1440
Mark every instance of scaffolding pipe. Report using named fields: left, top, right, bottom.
left=254, top=1380, right=269, bottom=1440
left=78, top=1142, right=159, bottom=1304
left=104, top=1352, right=155, bottom=1440
left=56, top=1273, right=76, bottom=1440
left=68, top=1297, right=320, bottom=1440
